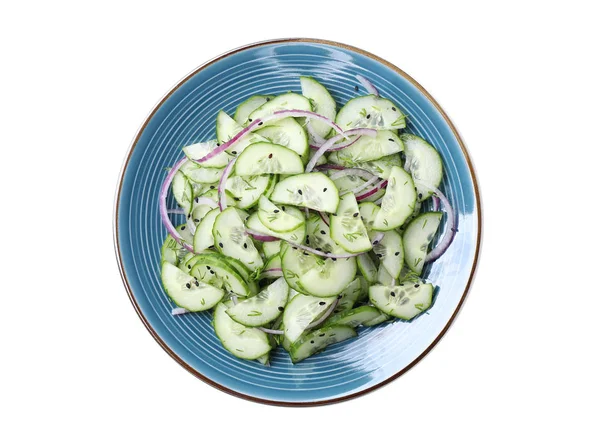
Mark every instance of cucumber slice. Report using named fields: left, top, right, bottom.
left=190, top=199, right=215, bottom=225
left=329, top=152, right=401, bottom=180
left=401, top=133, right=443, bottom=200
left=172, top=171, right=193, bottom=212
left=180, top=160, right=223, bottom=184
left=363, top=312, right=392, bottom=326
left=183, top=140, right=232, bottom=168
left=234, top=142, right=304, bottom=176
left=269, top=173, right=339, bottom=213
left=377, top=264, right=395, bottom=285
left=234, top=95, right=275, bottom=125
left=193, top=208, right=220, bottom=252
left=298, top=256, right=357, bottom=298
left=216, top=110, right=267, bottom=156
left=280, top=242, right=316, bottom=294
left=300, top=77, right=337, bottom=139
left=246, top=209, right=306, bottom=244
left=256, top=354, right=270, bottom=366
left=190, top=254, right=251, bottom=296
left=305, top=213, right=345, bottom=255
left=325, top=305, right=383, bottom=328
left=213, top=207, right=264, bottom=270
left=161, top=262, right=224, bottom=312
left=225, top=174, right=274, bottom=209
left=161, top=224, right=191, bottom=265
left=357, top=253, right=378, bottom=283
left=332, top=131, right=403, bottom=163
left=254, top=117, right=309, bottom=163
left=188, top=251, right=259, bottom=296
left=258, top=195, right=304, bottom=233
left=262, top=240, right=281, bottom=259
left=333, top=277, right=364, bottom=313
left=332, top=172, right=370, bottom=195
left=358, top=202, right=380, bottom=230
left=214, top=301, right=271, bottom=360
left=371, top=230, right=404, bottom=278
left=283, top=293, right=336, bottom=344
left=369, top=281, right=434, bottom=320
left=289, top=325, right=357, bottom=363
left=402, top=212, right=442, bottom=275
left=330, top=193, right=372, bottom=253
left=372, top=166, right=417, bottom=230
left=336, top=95, right=405, bottom=131
left=226, top=278, right=289, bottom=327
left=263, top=254, right=282, bottom=275
left=248, top=93, right=312, bottom=123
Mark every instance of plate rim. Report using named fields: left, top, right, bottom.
left=113, top=37, right=483, bottom=407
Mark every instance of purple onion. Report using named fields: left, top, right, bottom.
left=356, top=74, right=379, bottom=96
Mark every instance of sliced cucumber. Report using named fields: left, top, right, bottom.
left=213, top=207, right=263, bottom=270
left=190, top=254, right=250, bottom=296
left=329, top=152, right=402, bottom=180
left=289, top=325, right=356, bottom=363
left=332, top=172, right=370, bottom=195
left=305, top=213, right=345, bottom=255
left=162, top=224, right=191, bottom=265
left=246, top=210, right=306, bottom=244
left=297, top=256, right=357, bottom=298
left=377, top=264, right=395, bottom=285
left=333, top=277, right=364, bottom=313
left=357, top=253, right=378, bottom=284
left=256, top=354, right=270, bottom=366
left=248, top=93, right=312, bottom=123
left=161, top=262, right=224, bottom=312
left=372, top=166, right=417, bottom=230
left=283, top=293, right=336, bottom=344
left=309, top=148, right=329, bottom=167
left=300, top=77, right=337, bottom=139
left=402, top=212, right=442, bottom=275
left=371, top=230, right=404, bottom=278
left=225, top=174, right=274, bottom=209
left=330, top=193, right=372, bottom=253
left=180, top=160, right=223, bottom=184
left=234, top=95, right=275, bottom=125
left=188, top=251, right=258, bottom=296
left=269, top=172, right=339, bottom=213
left=262, top=254, right=282, bottom=276
left=216, top=110, right=267, bottom=156
left=325, top=305, right=383, bottom=328
left=193, top=208, right=219, bottom=252
left=369, top=281, right=434, bottom=320
left=172, top=171, right=193, bottom=212
left=258, top=195, right=304, bottom=233
left=280, top=242, right=316, bottom=294
left=358, top=202, right=380, bottom=230
left=254, top=117, right=309, bottom=163
left=262, top=240, right=281, bottom=259
left=363, top=311, right=392, bottom=326
left=214, top=301, right=271, bottom=360
left=336, top=95, right=405, bottom=131
left=333, top=130, right=403, bottom=163
left=226, top=277, right=289, bottom=327
left=183, top=140, right=232, bottom=168
left=234, top=142, right=304, bottom=176
left=401, top=133, right=443, bottom=200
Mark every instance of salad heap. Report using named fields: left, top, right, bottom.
left=159, top=75, right=456, bottom=364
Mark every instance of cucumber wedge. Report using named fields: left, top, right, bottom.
left=248, top=93, right=312, bottom=123
left=363, top=312, right=392, bottom=326
left=377, top=264, right=395, bottom=285
left=330, top=193, right=372, bottom=253
left=333, top=277, right=365, bottom=313
left=283, top=293, right=336, bottom=344
left=298, top=256, right=357, bottom=298
left=193, top=208, right=220, bottom=252
left=254, top=117, right=309, bottom=163
left=234, top=95, right=275, bottom=125
left=262, top=240, right=281, bottom=259
left=305, top=213, right=345, bottom=255
left=280, top=242, right=317, bottom=294
left=357, top=253, right=378, bottom=283
left=225, top=174, right=274, bottom=209
left=226, top=277, right=289, bottom=327
left=258, top=195, right=304, bottom=233
left=325, top=305, right=383, bottom=328
left=180, top=160, right=223, bottom=184
left=187, top=251, right=258, bottom=296
left=246, top=209, right=306, bottom=244
left=401, top=133, right=443, bottom=200
left=358, top=202, right=380, bottom=230
left=162, top=224, right=192, bottom=265
left=300, top=77, right=337, bottom=139
left=234, top=142, right=304, bottom=176
left=369, top=281, right=434, bottom=320
left=213, top=207, right=264, bottom=270
left=269, top=172, right=339, bottom=213
left=214, top=301, right=271, bottom=360
left=183, top=140, right=232, bottom=168
left=190, top=254, right=251, bottom=296
left=289, top=325, right=357, bottom=363
left=332, top=172, right=371, bottom=195
left=161, top=262, right=224, bottom=311
left=371, top=230, right=404, bottom=278
left=328, top=152, right=402, bottom=180
left=172, top=171, right=193, bottom=212
left=336, top=95, right=405, bottom=131
left=333, top=130, right=403, bottom=163
left=402, top=212, right=442, bottom=275
left=372, top=166, right=417, bottom=230
left=216, top=110, right=267, bottom=156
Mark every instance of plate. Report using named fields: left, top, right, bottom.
left=114, top=38, right=481, bottom=406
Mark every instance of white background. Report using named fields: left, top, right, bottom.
left=1, top=1, right=599, bottom=447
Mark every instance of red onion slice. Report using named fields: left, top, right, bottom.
left=314, top=164, right=345, bottom=171
left=306, top=121, right=326, bottom=146
left=309, top=135, right=361, bottom=151
left=356, top=74, right=379, bottom=96
left=218, top=158, right=236, bottom=211
left=167, top=208, right=186, bottom=215
left=259, top=327, right=284, bottom=335
left=432, top=196, right=440, bottom=212
left=318, top=212, right=330, bottom=226
left=171, top=307, right=189, bottom=316
left=416, top=183, right=457, bottom=263
left=355, top=179, right=388, bottom=201
left=246, top=229, right=280, bottom=242
left=351, top=175, right=380, bottom=194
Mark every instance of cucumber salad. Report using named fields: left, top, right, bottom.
left=159, top=75, right=456, bottom=364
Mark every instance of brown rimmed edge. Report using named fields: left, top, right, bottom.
left=113, top=37, right=483, bottom=407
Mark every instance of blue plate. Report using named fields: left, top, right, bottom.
left=114, top=38, right=481, bottom=406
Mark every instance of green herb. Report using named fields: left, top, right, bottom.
left=422, top=219, right=428, bottom=229
left=344, top=232, right=363, bottom=242
left=414, top=303, right=425, bottom=311
left=358, top=108, right=367, bottom=117
left=247, top=310, right=262, bottom=317
left=383, top=219, right=389, bottom=227
left=285, top=269, right=299, bottom=279
left=290, top=234, right=298, bottom=241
